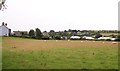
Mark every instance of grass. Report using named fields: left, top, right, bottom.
left=2, top=37, right=118, bottom=69
left=101, top=33, right=118, bottom=36
left=0, top=37, right=2, bottom=70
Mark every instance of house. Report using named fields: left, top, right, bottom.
left=42, top=31, right=49, bottom=37
left=98, top=37, right=111, bottom=40
left=13, top=31, right=28, bottom=36
left=42, top=31, right=50, bottom=39
left=70, top=36, right=81, bottom=40
left=62, top=36, right=68, bottom=40
left=0, top=22, right=11, bottom=36
left=111, top=38, right=117, bottom=41
left=82, top=36, right=94, bottom=40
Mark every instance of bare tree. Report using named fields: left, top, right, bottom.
left=0, top=0, right=7, bottom=11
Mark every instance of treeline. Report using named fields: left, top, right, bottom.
left=11, top=28, right=120, bottom=40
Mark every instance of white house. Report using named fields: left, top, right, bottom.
left=83, top=36, right=94, bottom=40
left=98, top=37, right=111, bottom=40
left=111, top=38, right=117, bottom=41
left=70, top=36, right=81, bottom=39
left=0, top=22, right=11, bottom=36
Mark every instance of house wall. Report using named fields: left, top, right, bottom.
left=0, top=26, right=9, bottom=36
left=13, top=32, right=22, bottom=36
left=13, top=31, right=28, bottom=36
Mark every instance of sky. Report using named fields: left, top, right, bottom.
left=0, top=0, right=120, bottom=32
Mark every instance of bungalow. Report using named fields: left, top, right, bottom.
left=13, top=31, right=28, bottom=36
left=98, top=37, right=111, bottom=40
left=0, top=22, right=11, bottom=36
left=82, top=36, right=94, bottom=40
left=111, top=38, right=117, bottom=41
left=70, top=36, right=81, bottom=40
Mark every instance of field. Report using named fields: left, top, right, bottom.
left=101, top=33, right=118, bottom=36
left=2, top=37, right=118, bottom=69
left=0, top=37, right=2, bottom=70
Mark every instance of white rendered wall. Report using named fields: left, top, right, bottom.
left=0, top=26, right=9, bottom=36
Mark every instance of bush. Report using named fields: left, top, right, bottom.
left=115, top=38, right=120, bottom=41
left=54, top=35, right=61, bottom=40
left=106, top=39, right=111, bottom=41
left=95, top=33, right=102, bottom=38
left=41, top=36, right=50, bottom=40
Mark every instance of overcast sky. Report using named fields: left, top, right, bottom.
left=0, top=0, right=119, bottom=32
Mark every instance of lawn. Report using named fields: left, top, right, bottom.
left=2, top=37, right=118, bottom=69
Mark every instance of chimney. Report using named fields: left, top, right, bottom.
left=5, top=23, right=7, bottom=26
left=2, top=22, right=4, bottom=26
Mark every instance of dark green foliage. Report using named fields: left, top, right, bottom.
left=111, top=34, right=116, bottom=38
left=35, top=28, right=43, bottom=39
left=29, top=29, right=35, bottom=38
left=49, top=30, right=56, bottom=39
left=95, top=33, right=102, bottom=38
left=54, top=35, right=61, bottom=40
left=14, top=29, right=119, bottom=40
left=50, top=30, right=55, bottom=32
left=106, top=39, right=111, bottom=41
left=115, top=35, right=120, bottom=41
left=117, top=35, right=120, bottom=39
left=42, top=36, right=50, bottom=40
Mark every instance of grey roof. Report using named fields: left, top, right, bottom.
left=0, top=25, right=11, bottom=30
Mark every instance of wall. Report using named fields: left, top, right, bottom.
left=0, top=26, right=9, bottom=36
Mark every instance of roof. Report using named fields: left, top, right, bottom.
left=98, top=37, right=111, bottom=40
left=0, top=25, right=10, bottom=30
left=111, top=38, right=117, bottom=41
left=83, top=36, right=94, bottom=39
left=85, top=37, right=94, bottom=40
left=13, top=31, right=27, bottom=32
left=70, top=36, right=81, bottom=39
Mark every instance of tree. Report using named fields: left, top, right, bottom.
left=54, top=35, right=61, bottom=40
left=29, top=29, right=35, bottom=38
left=116, top=35, right=120, bottom=41
left=117, top=35, right=120, bottom=38
left=49, top=30, right=55, bottom=39
left=50, top=30, right=55, bottom=32
left=0, top=0, right=7, bottom=11
left=35, top=28, right=43, bottom=39
left=95, top=33, right=102, bottom=38
left=111, top=34, right=116, bottom=38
